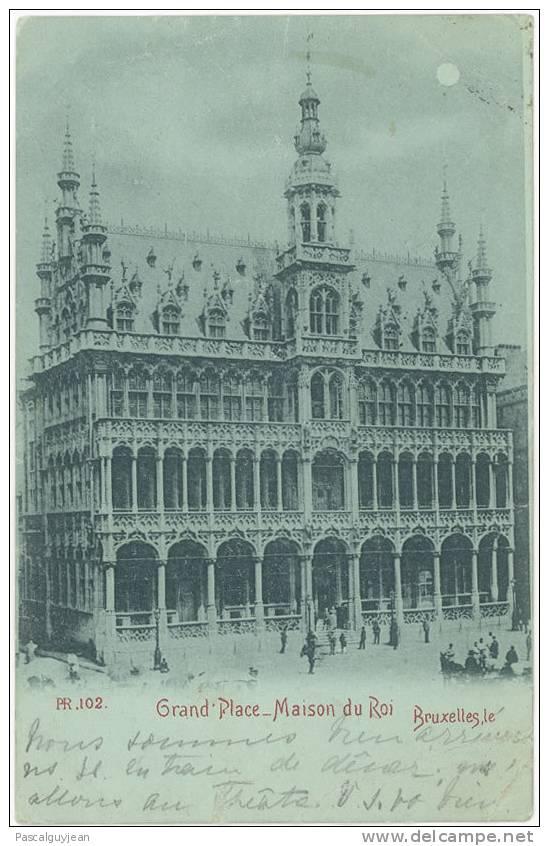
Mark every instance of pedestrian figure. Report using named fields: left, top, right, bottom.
left=526, top=630, right=532, bottom=662
left=372, top=620, right=381, bottom=644
left=478, top=638, right=488, bottom=670
left=465, top=649, right=480, bottom=675
left=24, top=639, right=37, bottom=664
left=280, top=626, right=288, bottom=654
left=159, top=657, right=170, bottom=673
left=444, top=643, right=455, bottom=661
left=358, top=626, right=366, bottom=650
left=301, top=640, right=316, bottom=674
left=506, top=645, right=519, bottom=666
left=389, top=619, right=399, bottom=649
left=67, top=653, right=80, bottom=681
left=489, top=635, right=499, bottom=660
left=339, top=632, right=347, bottom=654
left=422, top=619, right=430, bottom=644
left=328, top=630, right=336, bottom=655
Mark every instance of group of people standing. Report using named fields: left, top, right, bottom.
left=441, top=629, right=531, bottom=677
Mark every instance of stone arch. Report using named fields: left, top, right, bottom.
left=401, top=535, right=435, bottom=610
left=115, top=541, right=158, bottom=614
left=216, top=538, right=257, bottom=619
left=312, top=448, right=346, bottom=511
left=166, top=540, right=208, bottom=622
left=263, top=538, right=302, bottom=615
left=440, top=533, right=474, bottom=608
left=360, top=535, right=395, bottom=611
left=312, top=536, right=350, bottom=625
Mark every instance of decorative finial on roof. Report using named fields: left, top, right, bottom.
left=62, top=113, right=77, bottom=174
left=476, top=223, right=488, bottom=270
left=439, top=165, right=453, bottom=227
left=87, top=162, right=103, bottom=226
left=39, top=216, right=52, bottom=264
left=306, top=31, right=313, bottom=86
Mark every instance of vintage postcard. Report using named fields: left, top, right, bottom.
left=14, top=13, right=535, bottom=825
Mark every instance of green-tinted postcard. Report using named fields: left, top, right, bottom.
left=15, top=13, right=535, bottom=824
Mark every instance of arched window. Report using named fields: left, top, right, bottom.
left=397, top=382, right=415, bottom=426
left=110, top=370, right=125, bottom=417
left=325, top=290, right=339, bottom=335
left=176, top=370, right=197, bottom=419
left=417, top=382, right=434, bottom=427
left=329, top=372, right=344, bottom=419
left=300, top=203, right=311, bottom=242
left=310, top=289, right=324, bottom=334
left=455, top=383, right=470, bottom=429
left=162, top=306, right=179, bottom=335
left=312, top=451, right=345, bottom=510
left=285, top=289, right=297, bottom=339
left=472, top=385, right=482, bottom=428
left=245, top=373, right=264, bottom=421
left=422, top=326, right=436, bottom=353
left=252, top=314, right=270, bottom=341
left=317, top=203, right=327, bottom=242
left=267, top=374, right=284, bottom=422
left=116, top=303, right=134, bottom=332
left=358, top=379, right=376, bottom=425
left=378, top=380, right=395, bottom=426
left=208, top=308, right=226, bottom=339
left=456, top=330, right=471, bottom=356
left=128, top=369, right=149, bottom=418
left=309, top=286, right=340, bottom=336
left=311, top=372, right=325, bottom=419
left=152, top=370, right=173, bottom=418
left=223, top=373, right=242, bottom=421
left=384, top=323, right=399, bottom=351
left=200, top=371, right=220, bottom=420
left=435, top=382, right=451, bottom=428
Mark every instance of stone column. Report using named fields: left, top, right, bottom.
left=156, top=450, right=164, bottom=513
left=450, top=458, right=456, bottom=510
left=230, top=455, right=237, bottom=511
left=205, top=455, right=213, bottom=511
left=276, top=456, right=283, bottom=512
left=393, top=553, right=404, bottom=626
left=507, top=459, right=514, bottom=509
left=433, top=551, right=443, bottom=618
left=490, top=461, right=497, bottom=508
left=131, top=454, right=138, bottom=513
left=471, top=549, right=480, bottom=620
left=254, top=557, right=264, bottom=628
left=490, top=543, right=499, bottom=601
left=253, top=454, right=261, bottom=512
left=372, top=458, right=378, bottom=510
left=302, top=456, right=312, bottom=521
left=181, top=453, right=188, bottom=511
left=302, top=552, right=314, bottom=632
left=103, top=562, right=116, bottom=663
left=506, top=549, right=515, bottom=605
left=157, top=562, right=166, bottom=609
left=471, top=458, right=477, bottom=510
left=289, top=557, right=297, bottom=613
left=105, top=455, right=112, bottom=513
left=412, top=458, right=418, bottom=511
left=206, top=558, right=217, bottom=632
left=349, top=456, right=359, bottom=517
left=349, top=551, right=362, bottom=630
left=433, top=455, right=440, bottom=511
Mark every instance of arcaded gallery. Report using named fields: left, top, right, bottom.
left=20, top=70, right=516, bottom=663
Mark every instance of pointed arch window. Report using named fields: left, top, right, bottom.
left=110, top=371, right=125, bottom=417
left=358, top=379, right=377, bottom=425
left=128, top=369, right=149, bottom=418
left=397, top=382, right=415, bottom=427
left=116, top=303, right=134, bottom=333
left=378, top=380, right=396, bottom=426
left=153, top=371, right=173, bottom=418
left=162, top=306, right=180, bottom=336
left=309, top=286, right=340, bottom=336
left=384, top=323, right=399, bottom=351
left=223, top=373, right=242, bottom=421
left=176, top=370, right=197, bottom=419
left=422, top=326, right=436, bottom=353
left=245, top=373, right=264, bottom=421
left=300, top=203, right=311, bottom=243
left=311, top=372, right=325, bottom=419
left=329, top=372, right=344, bottom=419
left=252, top=313, right=270, bottom=341
left=417, top=382, right=434, bottom=427
left=310, top=289, right=324, bottom=334
left=472, top=385, right=483, bottom=428
left=200, top=372, right=220, bottom=420
left=435, top=383, right=451, bottom=428
left=454, top=383, right=470, bottom=429
left=267, top=374, right=284, bottom=422
left=456, top=330, right=471, bottom=356
left=317, top=203, right=327, bottom=242
left=208, top=308, right=226, bottom=339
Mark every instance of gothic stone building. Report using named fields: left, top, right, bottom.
left=19, top=74, right=517, bottom=664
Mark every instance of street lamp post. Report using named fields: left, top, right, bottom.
left=389, top=589, right=399, bottom=648
left=153, top=608, right=162, bottom=670
left=510, top=578, right=519, bottom=631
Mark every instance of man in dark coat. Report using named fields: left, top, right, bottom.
left=422, top=619, right=430, bottom=643
left=358, top=626, right=366, bottom=650
left=280, top=627, right=288, bottom=654
left=339, top=632, right=347, bottom=654
left=328, top=630, right=336, bottom=655
left=506, top=645, right=519, bottom=666
left=489, top=635, right=499, bottom=659
left=372, top=620, right=381, bottom=644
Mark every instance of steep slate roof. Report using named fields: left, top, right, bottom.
left=105, top=226, right=459, bottom=354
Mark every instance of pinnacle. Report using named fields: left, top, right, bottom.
left=476, top=224, right=488, bottom=270
left=88, top=165, right=103, bottom=227
left=39, top=217, right=52, bottom=264
left=62, top=118, right=77, bottom=174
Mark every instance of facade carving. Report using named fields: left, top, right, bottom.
left=19, top=71, right=516, bottom=664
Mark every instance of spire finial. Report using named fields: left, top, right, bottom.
left=440, top=165, right=452, bottom=226
left=62, top=112, right=76, bottom=173
left=476, top=223, right=488, bottom=270
left=306, top=32, right=313, bottom=85
left=39, top=214, right=52, bottom=264
left=88, top=164, right=102, bottom=226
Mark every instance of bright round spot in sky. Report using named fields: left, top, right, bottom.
left=437, top=63, right=460, bottom=86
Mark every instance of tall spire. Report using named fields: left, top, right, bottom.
left=475, top=223, right=489, bottom=271
left=61, top=116, right=77, bottom=174
left=294, top=33, right=327, bottom=156
left=39, top=216, right=52, bottom=265
left=88, top=163, right=103, bottom=227
left=438, top=167, right=455, bottom=231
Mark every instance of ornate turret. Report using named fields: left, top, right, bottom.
left=34, top=217, right=53, bottom=350
left=471, top=225, right=496, bottom=355
left=81, top=167, right=110, bottom=329
left=56, top=119, right=81, bottom=265
left=285, top=56, right=339, bottom=249
left=435, top=174, right=458, bottom=274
